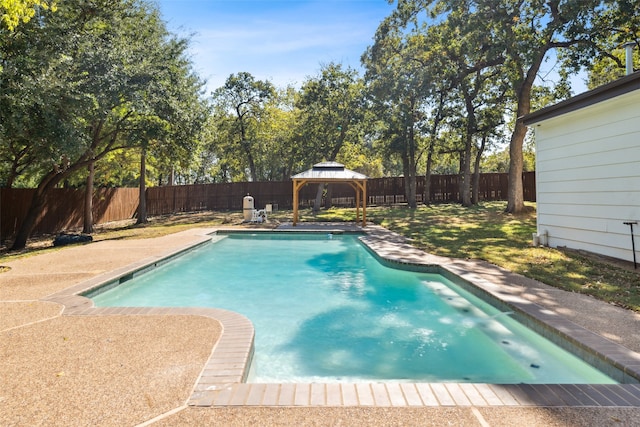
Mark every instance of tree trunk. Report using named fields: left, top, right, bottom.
left=10, top=171, right=62, bottom=250
left=5, top=161, right=18, bottom=188
left=505, top=120, right=527, bottom=213
left=405, top=102, right=418, bottom=209
left=424, top=152, right=433, bottom=205
left=137, top=146, right=147, bottom=224
left=244, top=140, right=257, bottom=181
left=472, top=168, right=480, bottom=205
left=10, top=191, right=45, bottom=250
left=460, top=89, right=476, bottom=207
left=313, top=184, right=324, bottom=213
left=506, top=50, right=544, bottom=213
left=424, top=172, right=431, bottom=205
left=82, top=160, right=95, bottom=234
left=472, top=157, right=481, bottom=205
left=471, top=152, right=481, bottom=205
left=401, top=150, right=417, bottom=209
left=461, top=140, right=472, bottom=207
left=405, top=173, right=417, bottom=208
left=324, top=184, right=333, bottom=209
left=472, top=136, right=487, bottom=205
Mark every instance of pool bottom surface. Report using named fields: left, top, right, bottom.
left=92, top=233, right=616, bottom=384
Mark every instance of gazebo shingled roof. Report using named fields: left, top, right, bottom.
left=291, top=162, right=368, bottom=226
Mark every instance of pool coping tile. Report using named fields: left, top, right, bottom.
left=42, top=225, right=640, bottom=409
left=415, top=383, right=441, bottom=406
left=399, top=383, right=424, bottom=406
left=340, top=383, right=359, bottom=406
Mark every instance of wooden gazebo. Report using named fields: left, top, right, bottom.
left=291, top=162, right=368, bottom=226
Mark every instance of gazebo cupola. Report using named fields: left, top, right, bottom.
left=291, top=162, right=368, bottom=226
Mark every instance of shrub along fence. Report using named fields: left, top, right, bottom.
left=1, top=172, right=535, bottom=240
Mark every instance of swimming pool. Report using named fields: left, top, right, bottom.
left=90, top=232, right=615, bottom=384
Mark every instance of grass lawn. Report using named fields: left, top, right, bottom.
left=2, top=202, right=639, bottom=311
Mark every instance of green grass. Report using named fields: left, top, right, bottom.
left=309, top=202, right=640, bottom=312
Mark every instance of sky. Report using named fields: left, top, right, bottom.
left=154, top=0, right=588, bottom=96
left=155, top=0, right=396, bottom=93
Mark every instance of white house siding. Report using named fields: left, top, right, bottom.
left=533, top=89, right=640, bottom=262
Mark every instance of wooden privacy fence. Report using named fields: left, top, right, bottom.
left=145, top=172, right=535, bottom=214
left=1, top=172, right=535, bottom=239
left=1, top=188, right=139, bottom=242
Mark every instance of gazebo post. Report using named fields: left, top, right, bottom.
left=347, top=180, right=367, bottom=227
left=362, top=180, right=367, bottom=227
left=293, top=180, right=298, bottom=226
left=355, top=186, right=361, bottom=225
left=292, top=179, right=305, bottom=226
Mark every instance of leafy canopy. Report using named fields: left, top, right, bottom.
left=0, top=0, right=56, bottom=31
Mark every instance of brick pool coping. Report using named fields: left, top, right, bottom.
left=44, top=225, right=640, bottom=408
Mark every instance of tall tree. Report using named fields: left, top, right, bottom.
left=135, top=37, right=209, bottom=223
left=297, top=63, right=364, bottom=163
left=373, top=0, right=637, bottom=213
left=2, top=0, right=205, bottom=250
left=471, top=0, right=636, bottom=212
left=83, top=160, right=95, bottom=233
left=431, top=5, right=509, bottom=206
left=255, top=87, right=301, bottom=181
left=0, top=6, right=79, bottom=188
left=211, top=72, right=275, bottom=182
left=364, top=21, right=445, bottom=208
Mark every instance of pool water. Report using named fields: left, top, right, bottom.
left=91, top=233, right=615, bottom=384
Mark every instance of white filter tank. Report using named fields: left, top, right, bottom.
left=243, top=195, right=254, bottom=221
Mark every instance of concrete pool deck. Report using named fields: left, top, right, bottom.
left=1, top=224, right=640, bottom=426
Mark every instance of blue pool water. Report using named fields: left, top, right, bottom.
left=91, top=233, right=615, bottom=384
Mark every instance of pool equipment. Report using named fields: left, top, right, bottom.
left=243, top=194, right=254, bottom=221
left=244, top=194, right=268, bottom=223
left=251, top=208, right=267, bottom=223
